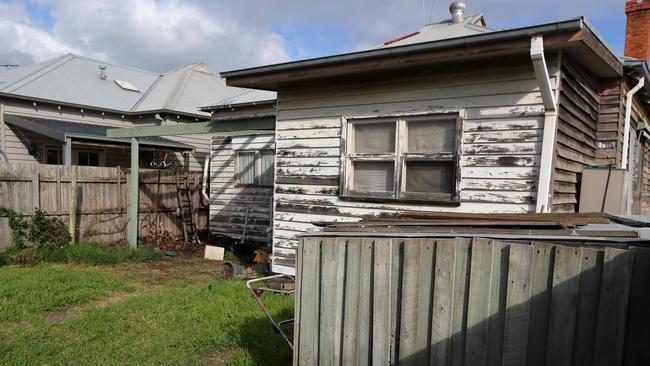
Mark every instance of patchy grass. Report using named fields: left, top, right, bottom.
left=0, top=256, right=293, bottom=365
left=0, top=265, right=128, bottom=322
left=1, top=243, right=161, bottom=266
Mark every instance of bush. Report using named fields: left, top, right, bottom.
left=1, top=208, right=29, bottom=250
left=28, top=209, right=71, bottom=248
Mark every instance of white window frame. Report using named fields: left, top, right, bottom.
left=236, top=149, right=274, bottom=187
left=340, top=110, right=463, bottom=204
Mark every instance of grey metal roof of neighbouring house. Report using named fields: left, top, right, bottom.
left=4, top=114, right=193, bottom=151
left=0, top=54, right=273, bottom=117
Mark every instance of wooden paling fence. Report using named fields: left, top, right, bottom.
left=0, top=163, right=207, bottom=250
left=293, top=236, right=650, bottom=366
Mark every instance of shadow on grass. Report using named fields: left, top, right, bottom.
left=237, top=305, right=294, bottom=365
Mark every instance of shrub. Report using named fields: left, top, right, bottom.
left=28, top=209, right=71, bottom=248
left=1, top=208, right=28, bottom=250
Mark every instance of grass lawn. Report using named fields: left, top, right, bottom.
left=0, top=256, right=294, bottom=365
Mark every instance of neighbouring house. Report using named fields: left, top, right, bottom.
left=221, top=1, right=650, bottom=275
left=0, top=53, right=270, bottom=170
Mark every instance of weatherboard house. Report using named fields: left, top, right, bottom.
left=0, top=53, right=274, bottom=170
left=219, top=1, right=650, bottom=275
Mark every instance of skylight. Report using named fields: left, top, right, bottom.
left=114, top=80, right=140, bottom=92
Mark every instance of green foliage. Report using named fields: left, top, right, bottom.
left=0, top=207, right=71, bottom=249
left=0, top=207, right=28, bottom=249
left=223, top=250, right=239, bottom=262
left=28, top=209, right=71, bottom=248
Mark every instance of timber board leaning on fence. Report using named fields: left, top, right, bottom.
left=0, top=163, right=207, bottom=250
left=293, top=236, right=650, bottom=366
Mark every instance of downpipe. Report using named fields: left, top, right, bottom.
left=622, top=77, right=645, bottom=170
left=531, top=36, right=559, bottom=213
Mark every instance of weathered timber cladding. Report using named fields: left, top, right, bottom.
left=596, top=79, right=624, bottom=165
left=272, top=57, right=558, bottom=275
left=552, top=60, right=601, bottom=213
left=209, top=134, right=274, bottom=242
left=293, top=236, right=649, bottom=365
left=0, top=162, right=207, bottom=250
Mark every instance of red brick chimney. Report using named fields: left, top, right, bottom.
left=626, top=0, right=650, bottom=60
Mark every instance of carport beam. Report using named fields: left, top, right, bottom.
left=128, top=137, right=139, bottom=248
left=64, top=137, right=72, bottom=166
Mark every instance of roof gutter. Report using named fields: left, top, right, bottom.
left=221, top=18, right=585, bottom=80
left=531, top=36, right=560, bottom=213
left=200, top=99, right=276, bottom=112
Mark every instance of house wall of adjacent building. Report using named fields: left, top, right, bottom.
left=270, top=55, right=560, bottom=275
left=552, top=58, right=603, bottom=212
left=209, top=134, right=274, bottom=242
left=0, top=97, right=211, bottom=170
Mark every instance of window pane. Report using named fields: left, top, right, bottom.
left=407, top=119, right=456, bottom=153
left=46, top=149, right=61, bottom=165
left=78, top=152, right=88, bottom=166
left=405, top=161, right=454, bottom=193
left=353, top=122, right=396, bottom=154
left=259, top=151, right=274, bottom=186
left=88, top=152, right=99, bottom=166
left=352, top=161, right=394, bottom=192
left=238, top=152, right=256, bottom=185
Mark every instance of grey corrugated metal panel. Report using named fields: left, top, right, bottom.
left=299, top=230, right=650, bottom=244
left=4, top=114, right=193, bottom=150
left=0, top=54, right=238, bottom=118
left=376, top=13, right=493, bottom=49
left=4, top=54, right=160, bottom=111
left=0, top=54, right=71, bottom=89
left=221, top=17, right=585, bottom=80
left=131, top=64, right=272, bottom=116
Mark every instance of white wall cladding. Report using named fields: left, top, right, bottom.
left=271, top=57, right=560, bottom=275
left=209, top=134, right=274, bottom=242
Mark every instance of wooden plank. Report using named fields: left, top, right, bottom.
left=341, top=239, right=361, bottom=366
left=593, top=248, right=635, bottom=366
left=298, top=237, right=321, bottom=365
left=623, top=247, right=650, bottom=365
left=571, top=248, right=602, bottom=366
left=545, top=246, right=581, bottom=366
left=502, top=243, right=534, bottom=366
left=293, top=238, right=304, bottom=366
left=372, top=238, right=392, bottom=366
left=430, top=238, right=457, bottom=365
left=318, top=238, right=346, bottom=366
left=525, top=243, right=554, bottom=366
left=450, top=238, right=471, bottom=366
left=389, top=238, right=403, bottom=365
left=357, top=239, right=373, bottom=365
left=399, top=238, right=435, bottom=365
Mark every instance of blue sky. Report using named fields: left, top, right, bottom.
left=0, top=0, right=631, bottom=72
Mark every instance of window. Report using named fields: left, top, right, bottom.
left=342, top=113, right=461, bottom=204
left=77, top=151, right=101, bottom=166
left=45, top=146, right=62, bottom=165
left=236, top=149, right=274, bottom=187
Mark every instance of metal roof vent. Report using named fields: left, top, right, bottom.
left=114, top=80, right=140, bottom=92
left=449, top=1, right=466, bottom=23
left=99, top=65, right=107, bottom=80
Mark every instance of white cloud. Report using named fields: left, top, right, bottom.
left=0, top=0, right=627, bottom=73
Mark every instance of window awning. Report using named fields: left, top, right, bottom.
left=4, top=114, right=194, bottom=151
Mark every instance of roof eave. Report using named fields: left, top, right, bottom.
left=221, top=17, right=586, bottom=82
left=199, top=99, right=277, bottom=112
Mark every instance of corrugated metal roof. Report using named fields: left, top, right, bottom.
left=376, top=14, right=493, bottom=48
left=0, top=54, right=272, bottom=117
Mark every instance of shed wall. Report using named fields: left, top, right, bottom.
left=272, top=57, right=559, bottom=275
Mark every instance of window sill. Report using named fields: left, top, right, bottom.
left=339, top=195, right=461, bottom=206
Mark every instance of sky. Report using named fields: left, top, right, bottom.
left=0, top=0, right=627, bottom=74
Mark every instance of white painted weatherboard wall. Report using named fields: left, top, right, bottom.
left=271, top=58, right=560, bottom=275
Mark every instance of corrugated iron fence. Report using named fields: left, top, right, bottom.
left=293, top=236, right=650, bottom=365
left=0, top=163, right=207, bottom=250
